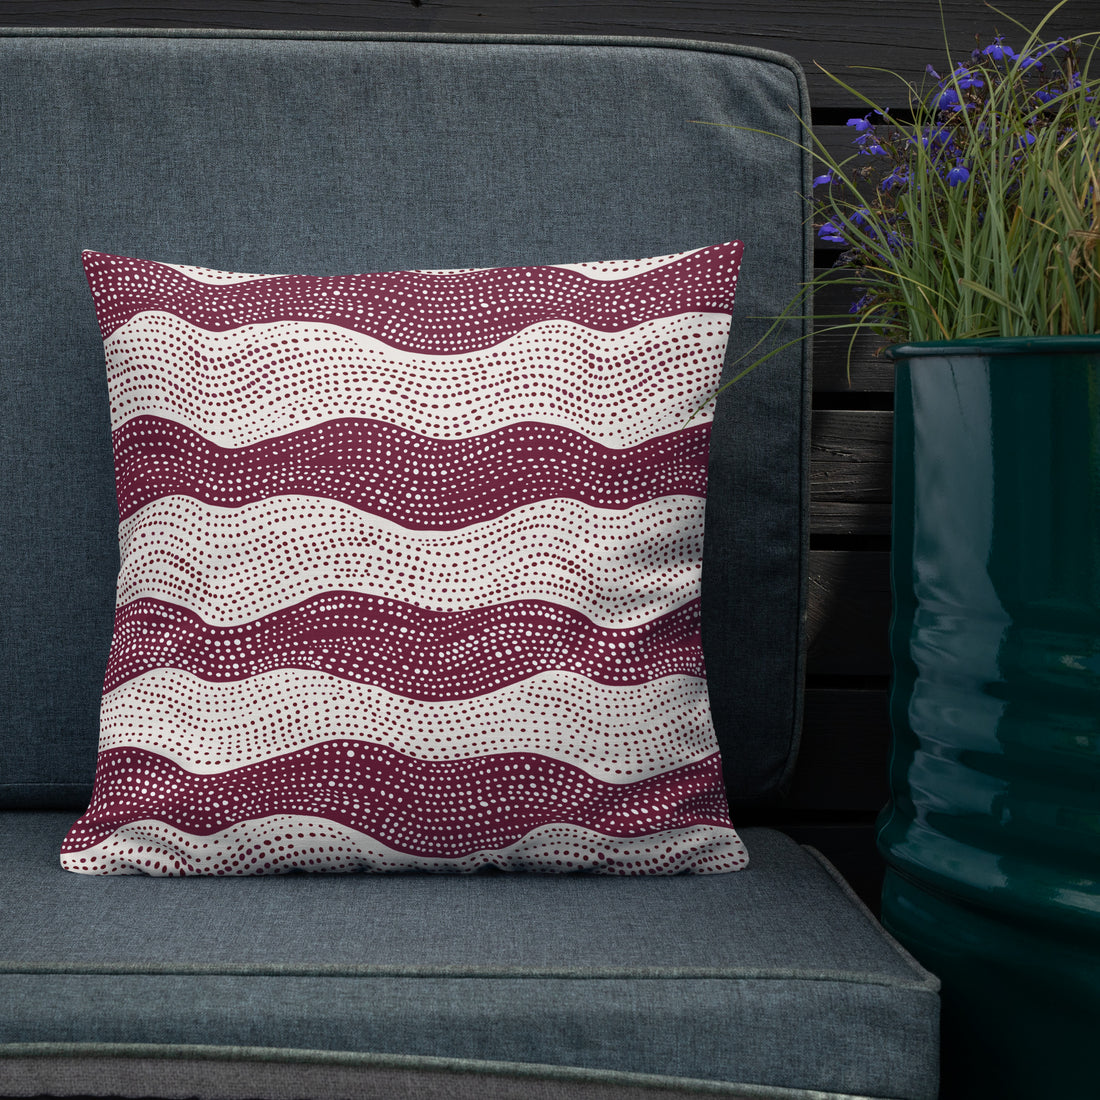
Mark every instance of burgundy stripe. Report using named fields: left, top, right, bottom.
left=83, top=243, right=744, bottom=348
left=104, top=594, right=706, bottom=696
left=113, top=416, right=710, bottom=524
left=61, top=743, right=732, bottom=856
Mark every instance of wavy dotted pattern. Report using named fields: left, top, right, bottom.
left=98, top=670, right=717, bottom=780
left=112, top=416, right=710, bottom=525
left=60, top=817, right=749, bottom=876
left=63, top=243, right=748, bottom=876
left=103, top=595, right=705, bottom=697
left=117, top=496, right=707, bottom=627
left=102, top=313, right=731, bottom=449
left=164, top=250, right=696, bottom=285
left=83, top=245, right=742, bottom=346
left=60, top=743, right=736, bottom=858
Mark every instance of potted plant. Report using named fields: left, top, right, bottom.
left=793, top=5, right=1100, bottom=1097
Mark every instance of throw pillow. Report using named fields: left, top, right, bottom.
left=61, top=242, right=748, bottom=875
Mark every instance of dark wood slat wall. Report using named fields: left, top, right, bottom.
left=3, top=0, right=1075, bottom=908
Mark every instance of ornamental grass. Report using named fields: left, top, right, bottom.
left=709, top=1, right=1100, bottom=385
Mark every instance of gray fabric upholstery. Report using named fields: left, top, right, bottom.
left=0, top=30, right=939, bottom=1100
left=0, top=29, right=810, bottom=809
left=1, top=815, right=939, bottom=1099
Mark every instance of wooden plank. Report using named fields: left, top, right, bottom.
left=0, top=1, right=1080, bottom=106
left=807, top=549, right=891, bottom=676
left=787, top=689, right=890, bottom=811
left=813, top=330, right=896, bottom=393
left=812, top=268, right=897, bottom=393
left=810, top=409, right=892, bottom=536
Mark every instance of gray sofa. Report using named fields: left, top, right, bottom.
left=0, top=28, right=939, bottom=1100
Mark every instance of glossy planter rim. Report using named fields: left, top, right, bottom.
left=887, top=335, right=1100, bottom=359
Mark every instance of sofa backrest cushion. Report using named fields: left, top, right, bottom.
left=0, top=29, right=810, bottom=811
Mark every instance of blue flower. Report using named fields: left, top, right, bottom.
left=847, top=116, right=874, bottom=133
left=921, top=125, right=953, bottom=151
left=932, top=86, right=962, bottom=110
left=881, top=166, right=909, bottom=191
left=952, top=63, right=984, bottom=90
left=812, top=170, right=837, bottom=188
left=982, top=37, right=1018, bottom=62
left=946, top=161, right=970, bottom=186
left=818, top=221, right=848, bottom=244
left=1033, top=37, right=1068, bottom=60
left=845, top=209, right=881, bottom=241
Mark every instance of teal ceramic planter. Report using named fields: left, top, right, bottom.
left=880, top=337, right=1100, bottom=1099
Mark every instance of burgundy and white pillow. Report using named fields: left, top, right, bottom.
left=61, top=242, right=749, bottom=875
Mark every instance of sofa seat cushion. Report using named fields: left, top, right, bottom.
left=1, top=813, right=939, bottom=1099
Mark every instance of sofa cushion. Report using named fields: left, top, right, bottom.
left=0, top=31, right=811, bottom=812
left=2, top=813, right=940, bottom=1099
left=62, top=244, right=747, bottom=877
